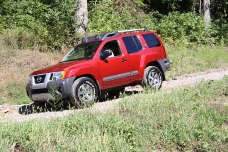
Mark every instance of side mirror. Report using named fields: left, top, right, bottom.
left=100, top=50, right=112, bottom=59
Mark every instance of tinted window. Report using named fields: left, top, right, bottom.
left=122, top=36, right=142, bottom=54
left=142, top=34, right=161, bottom=48
left=133, top=36, right=142, bottom=51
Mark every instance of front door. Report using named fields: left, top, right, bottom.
left=97, top=40, right=130, bottom=89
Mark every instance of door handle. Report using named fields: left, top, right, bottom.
left=121, top=58, right=127, bottom=62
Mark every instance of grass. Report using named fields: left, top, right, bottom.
left=165, top=44, right=228, bottom=79
left=0, top=76, right=228, bottom=151
left=117, top=77, right=228, bottom=151
left=0, top=39, right=62, bottom=105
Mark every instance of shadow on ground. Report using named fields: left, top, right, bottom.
left=18, top=99, right=73, bottom=115
left=18, top=90, right=141, bottom=115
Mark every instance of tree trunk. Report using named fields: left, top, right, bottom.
left=203, top=0, right=210, bottom=29
left=75, top=0, right=88, bottom=34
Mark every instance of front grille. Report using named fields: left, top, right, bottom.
left=34, top=75, right=46, bottom=84
left=32, top=88, right=49, bottom=94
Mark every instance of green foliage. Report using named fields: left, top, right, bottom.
left=153, top=12, right=207, bottom=44
left=118, top=77, right=228, bottom=151
left=0, top=0, right=79, bottom=50
left=0, top=113, right=138, bottom=151
left=88, top=0, right=155, bottom=33
left=0, top=0, right=228, bottom=48
left=42, top=0, right=79, bottom=49
left=6, top=80, right=30, bottom=105
left=166, top=45, right=228, bottom=79
left=1, top=28, right=38, bottom=49
left=47, top=83, right=63, bottom=111
left=0, top=0, right=48, bottom=48
left=211, top=18, right=228, bottom=46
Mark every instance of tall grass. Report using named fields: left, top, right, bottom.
left=117, top=77, right=228, bottom=151
left=0, top=36, right=61, bottom=105
left=165, top=44, right=228, bottom=79
left=0, top=77, right=228, bottom=151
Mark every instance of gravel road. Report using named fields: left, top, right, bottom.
left=0, top=68, right=228, bottom=122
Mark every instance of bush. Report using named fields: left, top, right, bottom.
left=1, top=28, right=39, bottom=49
left=0, top=0, right=79, bottom=50
left=210, top=18, right=228, bottom=46
left=153, top=12, right=207, bottom=44
left=1, top=0, right=228, bottom=49
left=87, top=0, right=155, bottom=33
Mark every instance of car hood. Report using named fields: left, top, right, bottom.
left=31, top=60, right=87, bottom=75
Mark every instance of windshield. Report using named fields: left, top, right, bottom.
left=60, top=41, right=101, bottom=62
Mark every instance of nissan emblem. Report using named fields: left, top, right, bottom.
left=37, top=76, right=42, bottom=83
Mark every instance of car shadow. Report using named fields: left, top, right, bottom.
left=18, top=90, right=142, bottom=115
left=18, top=99, right=73, bottom=115
left=98, top=90, right=141, bottom=102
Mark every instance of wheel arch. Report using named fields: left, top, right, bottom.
left=145, top=61, right=165, bottom=81
left=73, top=74, right=101, bottom=95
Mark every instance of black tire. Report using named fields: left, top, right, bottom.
left=108, top=87, right=125, bottom=99
left=70, top=77, right=98, bottom=108
left=142, top=66, right=163, bottom=89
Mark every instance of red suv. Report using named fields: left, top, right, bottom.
left=26, top=28, right=170, bottom=108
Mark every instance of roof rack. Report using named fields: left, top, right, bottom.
left=81, top=28, right=149, bottom=43
left=118, top=28, right=149, bottom=33
left=81, top=31, right=118, bottom=43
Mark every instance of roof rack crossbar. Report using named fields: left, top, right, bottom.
left=118, top=28, right=148, bottom=33
left=101, top=32, right=118, bottom=40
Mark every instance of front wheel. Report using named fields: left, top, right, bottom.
left=70, top=77, right=98, bottom=108
left=142, top=66, right=163, bottom=89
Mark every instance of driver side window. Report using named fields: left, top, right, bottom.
left=101, top=40, right=122, bottom=58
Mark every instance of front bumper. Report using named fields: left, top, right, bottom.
left=26, top=74, right=75, bottom=102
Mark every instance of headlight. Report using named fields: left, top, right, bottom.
left=53, top=71, right=66, bottom=80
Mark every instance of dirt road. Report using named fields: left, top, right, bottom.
left=0, top=68, right=228, bottom=122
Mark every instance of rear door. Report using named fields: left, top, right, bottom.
left=121, top=35, right=143, bottom=81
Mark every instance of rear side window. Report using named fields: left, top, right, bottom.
left=142, top=34, right=161, bottom=48
left=122, top=36, right=142, bottom=54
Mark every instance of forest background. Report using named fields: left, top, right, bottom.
left=0, top=0, right=227, bottom=50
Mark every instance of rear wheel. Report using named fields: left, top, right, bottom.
left=143, top=66, right=163, bottom=89
left=70, top=77, right=98, bottom=108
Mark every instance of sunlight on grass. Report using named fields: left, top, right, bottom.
left=166, top=44, right=228, bottom=79
left=1, top=77, right=228, bottom=151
